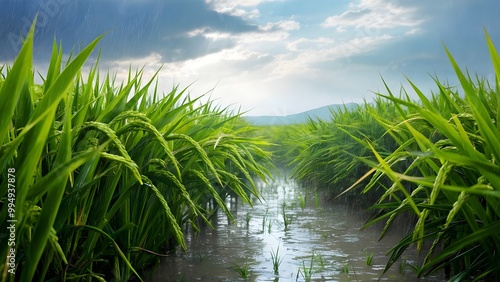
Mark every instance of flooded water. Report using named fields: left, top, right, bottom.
left=151, top=170, right=443, bottom=281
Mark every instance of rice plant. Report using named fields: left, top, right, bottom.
left=245, top=212, right=252, bottom=228
left=270, top=245, right=283, bottom=274
left=365, top=253, right=374, bottom=266
left=281, top=203, right=292, bottom=231
left=314, top=253, right=325, bottom=269
left=342, top=263, right=349, bottom=274
left=277, top=31, right=500, bottom=281
left=357, top=32, right=500, bottom=280
left=0, top=20, right=272, bottom=281
left=299, top=253, right=315, bottom=281
left=231, top=262, right=250, bottom=278
left=262, top=208, right=268, bottom=232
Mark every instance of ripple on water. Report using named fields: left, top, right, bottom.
left=151, top=171, right=443, bottom=281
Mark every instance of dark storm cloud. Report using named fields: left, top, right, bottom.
left=0, top=0, right=258, bottom=62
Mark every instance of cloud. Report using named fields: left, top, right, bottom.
left=322, top=0, right=423, bottom=32
left=3, top=0, right=499, bottom=118
left=225, top=8, right=261, bottom=19
left=260, top=20, right=300, bottom=32
left=204, top=0, right=279, bottom=19
left=405, top=28, right=422, bottom=36
left=270, top=34, right=394, bottom=77
left=80, top=0, right=414, bottom=115
left=205, top=0, right=279, bottom=10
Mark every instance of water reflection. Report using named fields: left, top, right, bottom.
left=151, top=170, right=442, bottom=281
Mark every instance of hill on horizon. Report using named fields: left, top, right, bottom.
left=243, top=103, right=357, bottom=126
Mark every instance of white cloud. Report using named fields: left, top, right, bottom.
left=260, top=20, right=300, bottom=31
left=205, top=0, right=279, bottom=18
left=405, top=28, right=423, bottom=35
left=270, top=34, right=393, bottom=77
left=322, top=0, right=423, bottom=32
left=206, top=0, right=278, bottom=9
left=186, top=27, right=209, bottom=37
left=95, top=14, right=397, bottom=116
left=94, top=0, right=435, bottom=116
left=227, top=8, right=260, bottom=19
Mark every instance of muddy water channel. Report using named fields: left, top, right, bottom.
left=152, top=170, right=442, bottom=281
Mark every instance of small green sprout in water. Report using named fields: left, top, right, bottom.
left=399, top=258, right=406, bottom=274
left=341, top=261, right=359, bottom=280
left=342, top=263, right=349, bottom=274
left=268, top=220, right=273, bottom=234
left=281, top=203, right=292, bottom=231
left=315, top=253, right=325, bottom=269
left=245, top=212, right=252, bottom=228
left=298, top=192, right=306, bottom=211
left=195, top=253, right=206, bottom=262
left=270, top=246, right=284, bottom=274
left=315, top=191, right=319, bottom=208
left=366, top=253, right=374, bottom=266
left=262, top=209, right=268, bottom=232
left=231, top=262, right=250, bottom=278
left=300, top=253, right=314, bottom=281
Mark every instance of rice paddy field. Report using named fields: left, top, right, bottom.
left=267, top=33, right=500, bottom=280
left=1, top=22, right=499, bottom=281
left=0, top=24, right=272, bottom=281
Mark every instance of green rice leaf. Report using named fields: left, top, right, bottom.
left=0, top=20, right=34, bottom=145
left=141, top=176, right=186, bottom=250
left=68, top=224, right=144, bottom=281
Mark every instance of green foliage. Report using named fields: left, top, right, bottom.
left=270, top=246, right=283, bottom=274
left=263, top=100, right=399, bottom=205
left=342, top=263, right=349, bottom=274
left=256, top=124, right=305, bottom=167
left=366, top=253, right=374, bottom=266
left=281, top=203, right=292, bottom=231
left=277, top=31, right=500, bottom=281
left=230, top=262, right=250, bottom=278
left=360, top=32, right=500, bottom=280
left=262, top=208, right=268, bottom=233
left=0, top=22, right=272, bottom=281
left=245, top=212, right=252, bottom=228
left=299, top=253, right=314, bottom=281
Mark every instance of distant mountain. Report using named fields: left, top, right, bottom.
left=243, top=103, right=357, bottom=126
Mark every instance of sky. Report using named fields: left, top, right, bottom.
left=1, top=0, right=500, bottom=116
